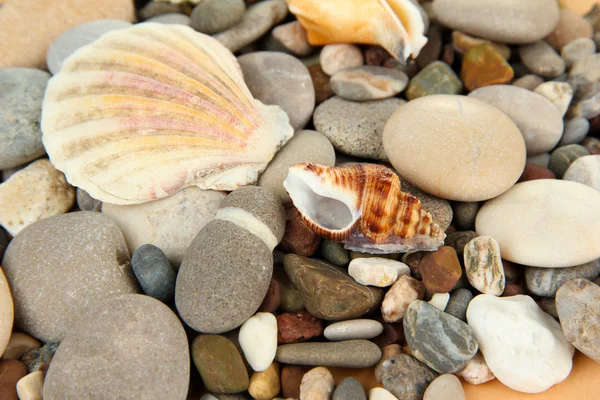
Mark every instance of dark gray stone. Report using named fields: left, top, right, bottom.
left=444, top=231, right=478, bottom=258
left=404, top=300, right=478, bottom=374
left=379, top=353, right=438, bottom=400
left=131, top=244, right=176, bottom=303
left=190, top=0, right=245, bottom=34
left=333, top=376, right=366, bottom=400
left=445, top=288, right=473, bottom=322
left=275, top=340, right=381, bottom=368
left=76, top=188, right=102, bottom=212
left=549, top=144, right=590, bottom=178
left=525, top=260, right=600, bottom=297
left=321, top=239, right=350, bottom=267
left=452, top=202, right=479, bottom=231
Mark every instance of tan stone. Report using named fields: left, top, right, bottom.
left=299, top=366, right=334, bottom=400
left=320, top=44, right=364, bottom=75
left=381, top=275, right=425, bottom=323
left=248, top=362, right=281, bottom=400
left=16, top=371, right=44, bottom=400
left=0, top=267, right=13, bottom=358
left=1, top=332, right=40, bottom=360
left=423, top=374, right=466, bottom=400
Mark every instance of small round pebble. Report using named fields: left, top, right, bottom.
left=331, top=66, right=408, bottom=101
left=561, top=37, right=596, bottom=68
left=190, top=0, right=245, bottom=34
left=131, top=244, right=176, bottom=303
left=445, top=288, right=473, bottom=322
left=381, top=275, right=426, bottom=323
left=549, top=144, right=590, bottom=178
left=239, top=312, right=278, bottom=372
left=464, top=236, right=506, bottom=296
left=321, top=239, right=350, bottom=267
left=300, top=367, right=335, bottom=400
left=419, top=246, right=463, bottom=294
left=348, top=257, right=410, bottom=287
left=271, top=21, right=314, bottom=57
left=518, top=41, right=565, bottom=78
left=248, top=362, right=280, bottom=400
left=324, top=319, right=384, bottom=341
left=533, top=81, right=573, bottom=117
left=333, top=377, right=366, bottom=400
left=563, top=155, right=600, bottom=190
left=320, top=44, right=364, bottom=75
left=457, top=352, right=496, bottom=385
left=423, top=374, right=466, bottom=400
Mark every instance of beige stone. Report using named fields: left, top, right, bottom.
left=534, top=82, right=573, bottom=117
left=16, top=371, right=44, bottom=400
left=348, top=258, right=410, bottom=287
left=458, top=352, right=496, bottom=385
left=272, top=21, right=314, bottom=56
left=423, top=374, right=466, bottom=400
left=383, top=95, right=526, bottom=201
left=0, top=267, right=13, bottom=358
left=1, top=332, right=40, bottom=360
left=0, top=0, right=135, bottom=69
left=299, top=366, right=334, bottom=400
left=0, top=159, right=75, bottom=236
left=369, top=387, right=399, bottom=400
left=320, top=44, right=364, bottom=75
left=381, top=275, right=425, bottom=322
left=248, top=362, right=281, bottom=400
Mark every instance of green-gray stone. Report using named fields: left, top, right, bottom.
left=283, top=254, right=383, bottom=320
left=333, top=377, right=366, bottom=400
left=404, top=300, right=478, bottom=374
left=406, top=61, right=463, bottom=101
left=549, top=144, right=590, bottom=178
left=525, top=260, right=600, bottom=297
left=275, top=340, right=382, bottom=368
left=273, top=267, right=305, bottom=313
left=379, top=353, right=438, bottom=400
left=321, top=240, right=350, bottom=267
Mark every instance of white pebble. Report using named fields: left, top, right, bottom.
left=423, top=374, right=466, bottom=400
left=324, top=319, right=384, bottom=341
left=16, top=371, right=44, bottom=400
left=349, top=258, right=410, bottom=287
left=239, top=312, right=278, bottom=372
left=458, top=352, right=496, bottom=385
left=534, top=82, right=573, bottom=117
left=563, top=155, right=600, bottom=191
left=428, top=293, right=450, bottom=311
left=369, top=387, right=398, bottom=400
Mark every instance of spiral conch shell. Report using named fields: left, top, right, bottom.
left=283, top=163, right=445, bottom=254
left=286, top=0, right=428, bottom=63
left=41, top=23, right=294, bottom=205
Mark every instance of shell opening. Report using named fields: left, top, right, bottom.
left=284, top=168, right=358, bottom=232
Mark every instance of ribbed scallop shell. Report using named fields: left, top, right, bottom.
left=283, top=163, right=445, bottom=253
left=41, top=23, right=294, bottom=205
left=286, top=0, right=428, bottom=63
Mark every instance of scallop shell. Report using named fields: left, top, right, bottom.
left=283, top=163, right=445, bottom=253
left=286, top=0, right=428, bottom=63
left=41, top=23, right=294, bottom=205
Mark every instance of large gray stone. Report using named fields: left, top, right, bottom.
left=525, top=260, right=600, bottom=297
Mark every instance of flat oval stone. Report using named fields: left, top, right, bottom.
left=192, top=334, right=249, bottom=394
left=190, top=0, right=245, bottom=34
left=433, top=0, right=559, bottom=44
left=331, top=66, right=408, bottom=101
left=43, top=294, right=189, bottom=400
left=176, top=186, right=285, bottom=333
left=383, top=95, right=526, bottom=201
left=379, top=353, right=439, bottom=400
left=518, top=41, right=565, bottom=78
left=464, top=236, right=505, bottom=296
left=466, top=294, right=574, bottom=393
left=404, top=301, right=478, bottom=374
left=46, top=19, right=132, bottom=74
left=315, top=96, right=404, bottom=160
left=239, top=312, right=278, bottom=372
left=469, top=85, right=564, bottom=155
left=564, top=155, right=600, bottom=190
left=2, top=212, right=138, bottom=342
left=556, top=278, right=600, bottom=363
left=0, top=68, right=49, bottom=169
left=423, top=374, right=466, bottom=400
left=559, top=117, right=590, bottom=146
left=238, top=51, right=315, bottom=130
left=258, top=130, right=335, bottom=204
left=275, top=340, right=382, bottom=368
left=525, top=260, right=600, bottom=297
left=333, top=377, right=366, bottom=400
left=103, top=187, right=225, bottom=267
left=445, top=289, right=473, bottom=322
left=476, top=179, right=600, bottom=267
left=348, top=258, right=410, bottom=287
left=283, top=254, right=383, bottom=321
left=324, top=319, right=384, bottom=341
left=0, top=267, right=13, bottom=358
left=131, top=244, right=176, bottom=302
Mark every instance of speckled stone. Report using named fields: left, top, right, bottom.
left=406, top=61, right=462, bottom=100
left=518, top=41, right=565, bottom=78
left=404, top=301, right=478, bottom=374
left=464, top=236, right=506, bottom=296
left=192, top=335, right=249, bottom=394
left=563, top=155, right=600, bottom=190
left=213, top=0, right=287, bottom=53
left=525, top=260, right=600, bottom=297
left=2, top=212, right=138, bottom=342
left=333, top=377, right=366, bottom=400
left=300, top=367, right=335, bottom=400
left=331, top=66, right=408, bottom=101
left=461, top=45, right=514, bottom=91
left=556, top=278, right=600, bottom=362
left=545, top=9, right=593, bottom=52
left=283, top=254, right=383, bottom=321
left=445, top=289, right=473, bottom=322
left=131, top=244, right=176, bottom=302
left=20, top=342, right=58, bottom=374
left=176, top=186, right=285, bottom=333
left=276, top=340, right=381, bottom=368
left=46, top=19, right=132, bottom=74
left=238, top=51, right=315, bottom=130
left=378, top=353, right=438, bottom=400
left=0, top=68, right=49, bottom=169
left=315, top=96, right=403, bottom=160
left=561, top=38, right=596, bottom=68
left=548, top=144, right=590, bottom=178
left=190, top=0, right=245, bottom=34
left=321, top=239, right=350, bottom=267
left=423, top=374, right=466, bottom=400
left=348, top=257, right=410, bottom=287
left=44, top=295, right=189, bottom=400
left=320, top=44, right=364, bottom=76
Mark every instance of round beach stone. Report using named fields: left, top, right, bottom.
left=476, top=180, right=600, bottom=268
left=348, top=258, right=410, bottom=287
left=560, top=117, right=589, bottom=146
left=0, top=267, right=13, bottom=358
left=545, top=9, right=593, bottom=52
left=43, top=294, right=189, bottom=400
left=315, top=96, right=403, bottom=160
left=321, top=239, right=350, bottom=267
left=192, top=335, right=249, bottom=394
left=423, top=374, right=466, bottom=400
left=333, top=377, right=366, bottom=400
left=383, top=94, right=525, bottom=201
left=2, top=212, right=138, bottom=342
left=324, top=319, right=384, bottom=341
left=276, top=340, right=382, bottom=368
left=131, top=244, right=176, bottom=303
left=556, top=278, right=600, bottom=363
left=432, top=0, right=559, bottom=44
left=103, top=187, right=225, bottom=267
left=525, top=260, right=600, bottom=297
left=518, top=41, right=565, bottom=78
left=381, top=275, right=426, bottom=323
left=563, top=155, right=600, bottom=190
left=271, top=21, right=314, bottom=57
left=46, top=19, right=132, bottom=74
left=190, top=0, right=245, bottom=34
left=258, top=130, right=335, bottom=204
left=378, top=352, right=439, bottom=400
left=239, top=312, right=278, bottom=372
left=300, top=367, right=335, bottom=400
left=466, top=294, right=574, bottom=393
left=561, top=38, right=596, bottom=68
left=0, top=68, right=49, bottom=169
left=176, top=186, right=285, bottom=333
left=549, top=144, right=590, bottom=179
left=406, top=61, right=463, bottom=101
left=331, top=66, right=408, bottom=101
left=248, top=361, right=280, bottom=400
left=320, top=44, right=364, bottom=76
left=238, top=51, right=314, bottom=131
left=468, top=85, right=564, bottom=155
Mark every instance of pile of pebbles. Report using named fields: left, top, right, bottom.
left=1, top=0, right=600, bottom=399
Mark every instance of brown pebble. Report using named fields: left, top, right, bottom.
left=364, top=46, right=390, bottom=66
left=419, top=246, right=463, bottom=293
left=517, top=163, right=557, bottom=182
left=545, top=9, right=593, bottom=51
left=0, top=359, right=27, bottom=400
left=401, top=251, right=426, bottom=279
left=442, top=44, right=455, bottom=66
left=582, top=137, right=600, bottom=155
left=308, top=64, right=334, bottom=105
left=278, top=204, right=321, bottom=257
left=258, top=279, right=281, bottom=314
left=277, top=311, right=323, bottom=344
left=502, top=283, right=526, bottom=297
left=461, top=44, right=514, bottom=91
left=502, top=260, right=522, bottom=284
left=373, top=315, right=405, bottom=348
left=281, top=365, right=308, bottom=399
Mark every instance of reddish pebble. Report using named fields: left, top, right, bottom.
left=308, top=64, right=334, bottom=105
left=0, top=360, right=27, bottom=400
left=281, top=365, right=308, bottom=398
left=518, top=163, right=556, bottom=182
left=502, top=283, right=526, bottom=297
left=278, top=204, right=321, bottom=257
left=419, top=246, right=463, bottom=293
left=258, top=279, right=281, bottom=313
left=277, top=311, right=323, bottom=344
left=373, top=315, right=405, bottom=348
